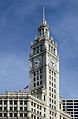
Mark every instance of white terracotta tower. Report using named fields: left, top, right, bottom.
left=29, top=8, right=59, bottom=119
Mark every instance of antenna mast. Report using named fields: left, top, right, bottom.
left=43, top=7, right=45, bottom=21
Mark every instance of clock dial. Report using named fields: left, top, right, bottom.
left=49, top=56, right=55, bottom=68
left=33, top=56, right=42, bottom=68
left=50, top=60, right=55, bottom=67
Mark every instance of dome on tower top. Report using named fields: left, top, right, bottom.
left=40, top=19, right=48, bottom=27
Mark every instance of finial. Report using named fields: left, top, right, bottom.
left=42, top=7, right=45, bottom=21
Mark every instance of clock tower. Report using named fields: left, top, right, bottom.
left=29, top=8, right=59, bottom=119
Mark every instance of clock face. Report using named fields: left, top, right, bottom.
left=49, top=56, right=56, bottom=69
left=33, top=56, right=42, bottom=68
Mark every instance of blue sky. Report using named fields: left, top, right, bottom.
left=0, top=0, right=78, bottom=98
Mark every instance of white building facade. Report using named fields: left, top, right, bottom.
left=0, top=11, right=71, bottom=119
left=29, top=13, right=60, bottom=119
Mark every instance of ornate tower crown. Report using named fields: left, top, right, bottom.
left=38, top=7, right=50, bottom=38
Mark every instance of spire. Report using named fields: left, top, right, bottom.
left=38, top=7, right=50, bottom=38
left=42, top=7, right=45, bottom=22
left=42, top=7, right=47, bottom=25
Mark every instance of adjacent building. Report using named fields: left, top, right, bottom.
left=0, top=10, right=71, bottom=119
left=62, top=99, right=78, bottom=119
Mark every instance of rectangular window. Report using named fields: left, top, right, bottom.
left=37, top=105, right=39, bottom=109
left=52, top=77, right=53, bottom=81
left=31, top=114, right=33, bottom=118
left=49, top=69, right=51, bottom=74
left=54, top=72, right=56, bottom=77
left=74, top=106, right=78, bottom=108
left=10, top=113, right=12, bottom=117
left=40, top=69, right=42, bottom=73
left=40, top=112, right=41, bottom=115
left=10, top=100, right=12, bottom=105
left=0, top=101, right=2, bottom=105
left=37, top=111, right=39, bottom=114
left=60, top=116, right=61, bottom=119
left=50, top=111, right=51, bottom=114
left=0, top=107, right=2, bottom=111
left=20, top=101, right=23, bottom=105
left=49, top=87, right=51, bottom=90
left=34, top=116, right=36, bottom=119
left=37, top=46, right=39, bottom=53
left=4, top=100, right=7, bottom=105
left=14, top=100, right=17, bottom=105
left=49, top=98, right=51, bottom=102
left=14, top=113, right=17, bottom=117
left=34, top=83, right=36, bottom=87
left=4, top=113, right=7, bottom=117
left=44, top=108, right=46, bottom=112
left=34, top=77, right=36, bottom=81
left=74, top=103, right=78, bottom=105
left=37, top=82, right=39, bottom=86
left=54, top=48, right=56, bottom=54
left=49, top=93, right=51, bottom=96
left=52, top=105, right=53, bottom=109
left=14, top=107, right=17, bottom=111
left=33, top=48, right=35, bottom=55
left=34, top=103, right=36, bottom=107
left=24, top=113, right=27, bottom=117
left=0, top=113, right=2, bottom=117
left=52, top=88, right=53, bottom=92
left=49, top=45, right=50, bottom=51
left=34, top=72, right=36, bottom=76
left=40, top=80, right=42, bottom=85
left=24, top=101, right=27, bottom=105
left=51, top=47, right=53, bottom=53
left=44, top=95, right=45, bottom=101
left=52, top=71, right=53, bottom=75
left=10, top=107, right=12, bottom=111
left=54, top=89, right=56, bottom=93
left=40, top=75, right=42, bottom=79
left=49, top=75, right=51, bottom=79
left=52, top=99, right=53, bottom=103
left=20, top=107, right=23, bottom=111
left=20, top=113, right=23, bottom=117
left=49, top=104, right=51, bottom=107
left=74, top=100, right=78, bottom=102
left=31, top=102, right=33, bottom=106
left=37, top=70, right=39, bottom=75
